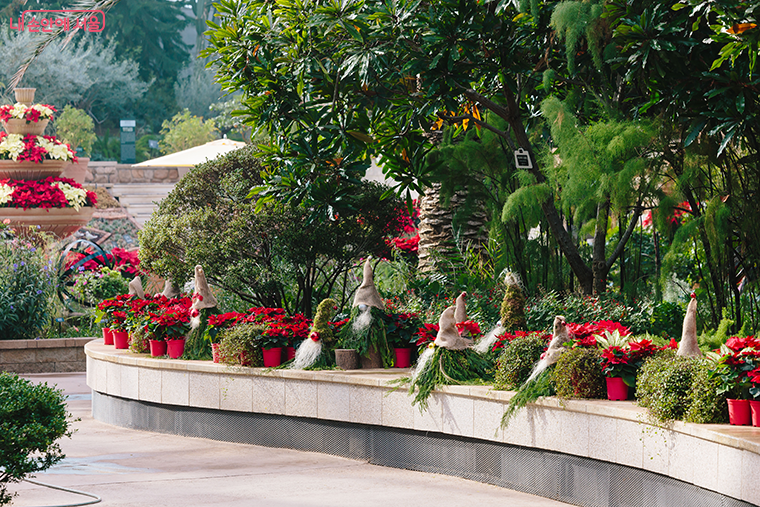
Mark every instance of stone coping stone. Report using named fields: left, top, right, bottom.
left=85, top=339, right=760, bottom=456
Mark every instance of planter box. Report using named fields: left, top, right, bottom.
left=0, top=337, right=93, bottom=373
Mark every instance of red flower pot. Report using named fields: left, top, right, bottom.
left=149, top=340, right=167, bottom=357
left=727, top=398, right=751, bottom=425
left=394, top=347, right=412, bottom=368
left=102, top=327, right=114, bottom=345
left=212, top=343, right=221, bottom=363
left=285, top=346, right=296, bottom=361
left=113, top=330, right=129, bottom=349
left=166, top=339, right=186, bottom=359
left=262, top=347, right=282, bottom=367
left=750, top=400, right=760, bottom=427
left=605, top=377, right=629, bottom=401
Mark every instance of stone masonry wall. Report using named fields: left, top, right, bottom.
left=0, top=338, right=93, bottom=373
left=86, top=162, right=185, bottom=185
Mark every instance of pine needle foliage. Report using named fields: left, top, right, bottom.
left=501, top=368, right=555, bottom=428
left=550, top=0, right=606, bottom=72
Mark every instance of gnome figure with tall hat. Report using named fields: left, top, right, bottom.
left=677, top=293, right=702, bottom=357
left=128, top=276, right=145, bottom=299
left=337, top=258, right=392, bottom=368
left=407, top=295, right=492, bottom=410
left=184, top=265, right=220, bottom=360
left=159, top=279, right=179, bottom=299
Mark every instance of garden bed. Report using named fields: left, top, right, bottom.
left=86, top=340, right=760, bottom=507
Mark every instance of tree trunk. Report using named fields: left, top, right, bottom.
left=592, top=198, right=611, bottom=294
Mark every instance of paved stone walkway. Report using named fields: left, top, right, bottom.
left=12, top=373, right=571, bottom=507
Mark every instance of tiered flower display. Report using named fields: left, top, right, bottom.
left=0, top=88, right=95, bottom=238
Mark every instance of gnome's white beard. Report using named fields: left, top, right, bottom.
left=411, top=346, right=436, bottom=384
left=191, top=315, right=201, bottom=330
left=474, top=325, right=504, bottom=355
left=291, top=338, right=323, bottom=370
left=352, top=305, right=372, bottom=334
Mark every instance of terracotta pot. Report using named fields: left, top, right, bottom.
left=166, top=339, right=186, bottom=359
left=149, top=340, right=167, bottom=357
left=262, top=347, right=282, bottom=367
left=2, top=206, right=95, bottom=240
left=102, top=327, right=114, bottom=345
left=285, top=346, right=296, bottom=361
left=0, top=159, right=67, bottom=180
left=113, top=330, right=129, bottom=349
left=335, top=349, right=360, bottom=370
left=605, top=377, right=629, bottom=401
left=211, top=343, right=221, bottom=363
left=394, top=347, right=412, bottom=368
left=3, top=118, right=49, bottom=136
left=60, top=157, right=89, bottom=184
left=360, top=345, right=383, bottom=369
left=750, top=400, right=760, bottom=427
left=727, top=398, right=751, bottom=425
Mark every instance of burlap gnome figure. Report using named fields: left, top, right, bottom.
left=353, top=259, right=385, bottom=311
left=407, top=301, right=491, bottom=409
left=128, top=276, right=145, bottom=299
left=677, top=293, right=702, bottom=357
left=525, top=315, right=569, bottom=383
left=184, top=265, right=220, bottom=360
left=159, top=279, right=180, bottom=299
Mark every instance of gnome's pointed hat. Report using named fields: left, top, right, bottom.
left=454, top=292, right=467, bottom=323
left=192, top=265, right=218, bottom=310
left=677, top=294, right=701, bottom=357
left=352, top=259, right=385, bottom=311
left=543, top=315, right=569, bottom=366
left=160, top=279, right=179, bottom=298
left=128, top=276, right=145, bottom=299
left=434, top=306, right=474, bottom=350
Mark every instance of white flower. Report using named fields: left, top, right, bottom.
left=0, top=183, right=13, bottom=205
left=36, top=136, right=74, bottom=161
left=0, top=134, right=25, bottom=161
left=10, top=103, right=26, bottom=119
left=53, top=182, right=88, bottom=210
left=30, top=104, right=54, bottom=119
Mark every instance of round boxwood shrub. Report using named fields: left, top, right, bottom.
left=494, top=334, right=547, bottom=390
left=0, top=373, right=72, bottom=505
left=685, top=359, right=727, bottom=424
left=218, top=323, right=266, bottom=367
left=552, top=347, right=606, bottom=399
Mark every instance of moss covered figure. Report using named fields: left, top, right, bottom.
left=185, top=265, right=220, bottom=360
left=405, top=304, right=492, bottom=410
left=500, top=272, right=526, bottom=332
left=292, top=298, right=337, bottom=369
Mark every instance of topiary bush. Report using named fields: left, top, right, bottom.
left=685, top=360, right=727, bottom=424
left=500, top=278, right=526, bottom=332
left=0, top=373, right=72, bottom=505
left=552, top=347, right=606, bottom=399
left=637, top=352, right=696, bottom=423
left=493, top=334, right=547, bottom=390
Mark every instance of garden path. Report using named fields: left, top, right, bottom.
left=12, top=373, right=572, bottom=507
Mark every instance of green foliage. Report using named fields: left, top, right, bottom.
left=311, top=298, right=337, bottom=346
left=501, top=368, right=555, bottom=428
left=129, top=326, right=150, bottom=355
left=159, top=109, right=218, bottom=155
left=175, top=61, right=225, bottom=119
left=637, top=352, right=699, bottom=424
left=185, top=307, right=219, bottom=360
left=525, top=290, right=651, bottom=333
left=494, top=334, right=547, bottom=390
left=0, top=372, right=71, bottom=505
left=90, top=131, right=121, bottom=162
left=54, top=106, right=96, bottom=155
left=139, top=146, right=403, bottom=317
left=552, top=347, right=606, bottom=399
left=338, top=306, right=392, bottom=367
left=69, top=268, right=128, bottom=307
left=698, top=310, right=733, bottom=352
left=650, top=301, right=685, bottom=339
left=684, top=360, right=727, bottom=424
left=0, top=235, right=56, bottom=340
left=217, top=323, right=265, bottom=367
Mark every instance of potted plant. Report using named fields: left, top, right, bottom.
left=55, top=106, right=96, bottom=184
left=149, top=296, right=192, bottom=359
left=748, top=365, right=760, bottom=427
left=260, top=328, right=289, bottom=367
left=385, top=312, right=421, bottom=368
left=206, top=311, right=246, bottom=363
left=217, top=323, right=266, bottom=367
left=711, top=337, right=758, bottom=425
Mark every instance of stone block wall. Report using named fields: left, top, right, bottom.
left=86, top=161, right=185, bottom=185
left=0, top=338, right=93, bottom=373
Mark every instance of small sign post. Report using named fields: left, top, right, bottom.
left=120, top=119, right=136, bottom=164
left=514, top=148, right=533, bottom=169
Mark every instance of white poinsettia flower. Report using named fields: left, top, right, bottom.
left=53, top=182, right=87, bottom=210
left=0, top=183, right=13, bottom=205
left=30, top=104, right=54, bottom=118
left=10, top=103, right=26, bottom=118
left=36, top=136, right=74, bottom=161
left=0, top=134, right=25, bottom=160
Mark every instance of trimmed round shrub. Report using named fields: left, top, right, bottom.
left=552, top=347, right=606, bottom=399
left=218, top=323, right=265, bottom=367
left=685, top=360, right=727, bottom=424
left=494, top=334, right=546, bottom=390
left=0, top=373, right=71, bottom=505
left=636, top=353, right=695, bottom=423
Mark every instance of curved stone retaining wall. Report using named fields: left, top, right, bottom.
left=0, top=337, right=92, bottom=373
left=85, top=341, right=760, bottom=507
